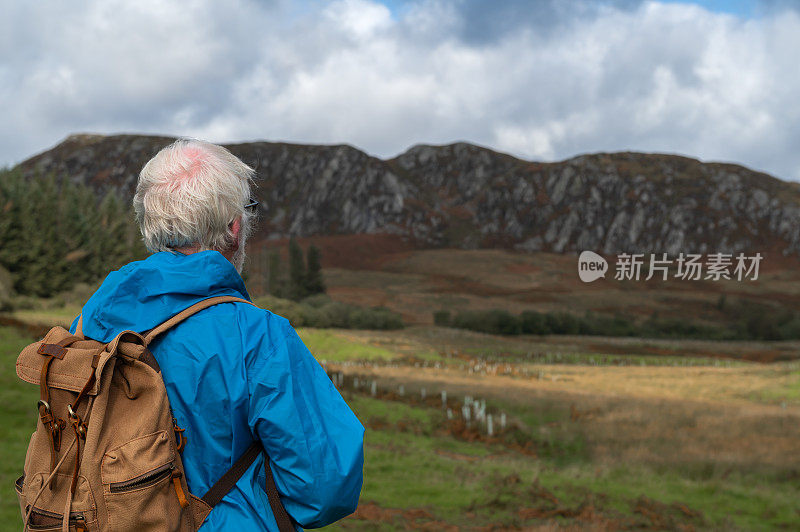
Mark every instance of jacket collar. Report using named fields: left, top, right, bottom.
left=80, top=250, right=250, bottom=342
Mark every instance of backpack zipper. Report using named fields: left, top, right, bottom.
left=109, top=463, right=174, bottom=493
left=26, top=505, right=86, bottom=530
left=171, top=469, right=189, bottom=508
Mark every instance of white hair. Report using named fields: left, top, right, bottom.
left=133, top=139, right=255, bottom=270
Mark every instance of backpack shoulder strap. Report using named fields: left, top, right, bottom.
left=143, top=296, right=256, bottom=346
left=200, top=443, right=295, bottom=531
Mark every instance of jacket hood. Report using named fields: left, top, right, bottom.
left=79, top=250, right=251, bottom=342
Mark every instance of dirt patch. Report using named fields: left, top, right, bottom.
left=346, top=501, right=452, bottom=530
left=433, top=449, right=483, bottom=461
left=505, top=262, right=541, bottom=274
left=469, top=474, right=706, bottom=531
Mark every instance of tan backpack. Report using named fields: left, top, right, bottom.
left=14, top=296, right=295, bottom=532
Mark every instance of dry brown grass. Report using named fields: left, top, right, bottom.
left=338, top=362, right=800, bottom=478
left=583, top=397, right=800, bottom=472
left=339, top=362, right=800, bottom=408
left=513, top=363, right=800, bottom=405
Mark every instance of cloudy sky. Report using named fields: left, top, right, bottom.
left=2, top=0, right=800, bottom=180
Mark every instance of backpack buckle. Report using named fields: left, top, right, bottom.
left=37, top=399, right=51, bottom=414
left=173, top=417, right=187, bottom=452
left=67, top=404, right=87, bottom=439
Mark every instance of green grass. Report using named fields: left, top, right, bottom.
left=346, top=395, right=439, bottom=427
left=0, top=327, right=37, bottom=529
left=320, top=391, right=800, bottom=531
left=334, top=396, right=518, bottom=526
left=296, top=328, right=398, bottom=362
left=557, top=466, right=800, bottom=531
left=749, top=367, right=800, bottom=404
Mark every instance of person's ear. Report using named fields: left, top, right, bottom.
left=229, top=217, right=241, bottom=251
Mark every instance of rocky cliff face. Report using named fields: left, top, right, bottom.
left=15, top=133, right=800, bottom=256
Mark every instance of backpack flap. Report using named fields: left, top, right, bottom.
left=16, top=326, right=113, bottom=395
left=108, top=330, right=156, bottom=369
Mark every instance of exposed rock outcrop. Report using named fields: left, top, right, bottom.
left=15, top=134, right=800, bottom=256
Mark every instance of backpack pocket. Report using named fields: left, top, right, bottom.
left=21, top=506, right=90, bottom=531
left=101, top=430, right=190, bottom=531
left=17, top=473, right=99, bottom=531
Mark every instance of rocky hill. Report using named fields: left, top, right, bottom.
left=15, top=133, right=800, bottom=256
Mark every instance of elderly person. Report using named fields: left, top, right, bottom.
left=69, top=139, right=364, bottom=530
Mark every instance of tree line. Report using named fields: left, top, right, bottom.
left=262, top=236, right=326, bottom=301
left=434, top=301, right=800, bottom=342
left=0, top=169, right=145, bottom=297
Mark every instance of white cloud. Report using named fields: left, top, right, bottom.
left=324, top=0, right=393, bottom=40
left=2, top=0, right=800, bottom=180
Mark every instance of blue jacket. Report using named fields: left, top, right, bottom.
left=70, top=250, right=364, bottom=530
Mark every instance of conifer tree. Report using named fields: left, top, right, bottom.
left=288, top=236, right=307, bottom=301
left=0, top=170, right=25, bottom=274
left=61, top=178, right=98, bottom=283
left=305, top=244, right=326, bottom=295
left=22, top=175, right=68, bottom=295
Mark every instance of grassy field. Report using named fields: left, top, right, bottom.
left=3, top=317, right=800, bottom=530
left=0, top=326, right=40, bottom=529
left=319, top=392, right=800, bottom=530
